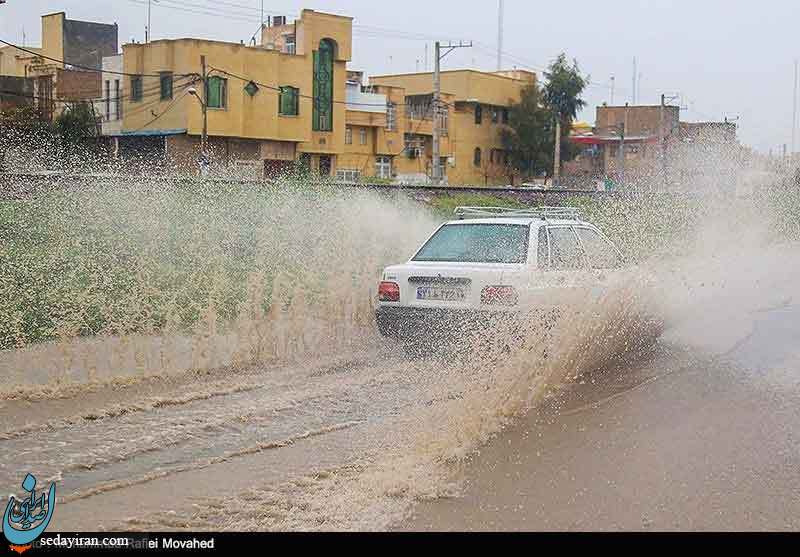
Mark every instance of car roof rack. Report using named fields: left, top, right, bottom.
left=454, top=206, right=582, bottom=221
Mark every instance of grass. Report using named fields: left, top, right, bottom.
left=0, top=182, right=433, bottom=350
left=427, top=193, right=525, bottom=218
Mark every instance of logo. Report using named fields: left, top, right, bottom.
left=3, top=474, right=56, bottom=554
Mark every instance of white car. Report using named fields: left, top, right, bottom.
left=375, top=206, right=626, bottom=346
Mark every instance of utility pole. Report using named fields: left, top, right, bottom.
left=660, top=94, right=667, bottom=189
left=497, top=0, right=504, bottom=71
left=200, top=55, right=208, bottom=158
left=146, top=0, right=151, bottom=43
left=553, top=117, right=561, bottom=187
left=617, top=121, right=625, bottom=186
left=432, top=40, right=472, bottom=184
left=660, top=93, right=679, bottom=189
left=792, top=59, right=798, bottom=157
left=610, top=75, right=615, bottom=105
left=632, top=57, right=637, bottom=104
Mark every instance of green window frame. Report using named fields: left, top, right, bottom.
left=130, top=76, right=143, bottom=102
left=313, top=39, right=335, bottom=131
left=206, top=76, right=227, bottom=109
left=279, top=86, right=299, bottom=116
left=160, top=72, right=173, bottom=101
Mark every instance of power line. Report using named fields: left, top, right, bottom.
left=0, top=74, right=197, bottom=106
left=0, top=38, right=195, bottom=78
left=131, top=87, right=191, bottom=132
left=127, top=0, right=260, bottom=25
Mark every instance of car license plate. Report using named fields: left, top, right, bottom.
left=416, top=286, right=466, bottom=301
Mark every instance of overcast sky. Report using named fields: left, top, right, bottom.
left=1, top=0, right=797, bottom=153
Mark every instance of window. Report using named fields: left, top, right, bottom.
left=130, top=75, right=143, bottom=102
left=547, top=227, right=586, bottom=270
left=376, top=156, right=392, bottom=179
left=502, top=108, right=509, bottom=124
left=473, top=147, right=482, bottom=167
left=475, top=104, right=482, bottom=125
left=206, top=76, right=227, bottom=109
left=576, top=228, right=624, bottom=269
left=413, top=223, right=530, bottom=264
left=318, top=155, right=332, bottom=176
left=345, top=127, right=353, bottom=144
left=285, top=34, right=296, bottom=54
left=278, top=86, right=299, bottom=116
left=160, top=72, right=173, bottom=101
left=336, top=169, right=361, bottom=182
left=359, top=128, right=367, bottom=145
left=313, top=39, right=335, bottom=131
left=105, top=80, right=110, bottom=120
left=439, top=105, right=449, bottom=135
left=491, top=107, right=499, bottom=123
left=386, top=102, right=397, bottom=131
left=114, top=80, right=121, bottom=120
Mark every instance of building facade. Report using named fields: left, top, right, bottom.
left=0, top=12, right=118, bottom=120
left=366, top=69, right=536, bottom=186
left=120, top=9, right=353, bottom=178
left=566, top=104, right=680, bottom=183
left=98, top=54, right=124, bottom=138
left=119, top=10, right=535, bottom=185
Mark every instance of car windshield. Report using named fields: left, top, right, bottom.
left=412, top=223, right=529, bottom=264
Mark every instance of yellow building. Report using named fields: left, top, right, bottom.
left=362, top=69, right=536, bottom=186
left=120, top=9, right=352, bottom=177
left=0, top=12, right=117, bottom=119
left=118, top=7, right=535, bottom=185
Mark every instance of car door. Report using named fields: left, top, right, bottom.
left=535, top=225, right=591, bottom=307
left=574, top=226, right=626, bottom=298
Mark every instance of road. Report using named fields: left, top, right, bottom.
left=1, top=244, right=798, bottom=531
left=401, top=301, right=800, bottom=530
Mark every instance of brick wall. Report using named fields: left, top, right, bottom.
left=57, top=69, right=101, bottom=99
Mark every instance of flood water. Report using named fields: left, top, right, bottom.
left=1, top=182, right=799, bottom=531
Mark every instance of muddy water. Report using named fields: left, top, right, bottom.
left=401, top=244, right=800, bottom=531
left=0, top=275, right=660, bottom=531
left=401, top=303, right=800, bottom=531
left=2, top=182, right=798, bottom=531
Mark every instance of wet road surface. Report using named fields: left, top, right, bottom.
left=401, top=303, right=800, bottom=530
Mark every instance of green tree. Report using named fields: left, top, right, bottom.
left=502, top=53, right=588, bottom=179
left=500, top=83, right=554, bottom=179
left=0, top=105, right=54, bottom=171
left=54, top=102, right=103, bottom=170
left=54, top=102, right=98, bottom=143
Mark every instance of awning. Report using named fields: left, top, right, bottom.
left=112, top=128, right=188, bottom=138
left=570, top=134, right=658, bottom=145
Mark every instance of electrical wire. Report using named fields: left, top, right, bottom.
left=0, top=74, right=198, bottom=111
left=0, top=38, right=195, bottom=79
left=130, top=87, right=191, bottom=132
